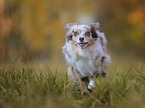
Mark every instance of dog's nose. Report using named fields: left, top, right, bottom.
left=79, top=37, right=84, bottom=42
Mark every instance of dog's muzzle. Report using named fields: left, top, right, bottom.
left=76, top=42, right=89, bottom=48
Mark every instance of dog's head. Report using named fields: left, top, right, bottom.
left=64, top=22, right=101, bottom=48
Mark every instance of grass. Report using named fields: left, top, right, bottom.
left=0, top=61, right=145, bottom=108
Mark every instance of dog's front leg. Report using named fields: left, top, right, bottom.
left=72, top=68, right=86, bottom=95
left=78, top=77, right=86, bottom=95
left=69, top=66, right=88, bottom=95
left=88, top=72, right=98, bottom=90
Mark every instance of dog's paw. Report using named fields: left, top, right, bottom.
left=88, top=80, right=95, bottom=89
left=102, top=72, right=106, bottom=77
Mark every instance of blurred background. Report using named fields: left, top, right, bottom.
left=0, top=0, right=145, bottom=63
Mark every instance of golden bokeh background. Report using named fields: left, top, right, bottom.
left=0, top=0, right=145, bottom=62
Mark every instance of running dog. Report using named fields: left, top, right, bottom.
left=62, top=22, right=111, bottom=95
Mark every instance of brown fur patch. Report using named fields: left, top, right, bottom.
left=74, top=51, right=83, bottom=59
left=90, top=27, right=98, bottom=38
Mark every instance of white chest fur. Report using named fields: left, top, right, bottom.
left=63, top=41, right=104, bottom=77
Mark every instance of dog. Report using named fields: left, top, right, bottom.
left=62, top=22, right=111, bottom=95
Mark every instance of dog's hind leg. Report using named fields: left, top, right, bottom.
left=101, top=56, right=106, bottom=77
left=101, top=55, right=111, bottom=77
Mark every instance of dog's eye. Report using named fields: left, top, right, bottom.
left=85, top=32, right=90, bottom=36
left=74, top=32, right=78, bottom=36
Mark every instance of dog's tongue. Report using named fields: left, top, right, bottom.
left=79, top=43, right=85, bottom=47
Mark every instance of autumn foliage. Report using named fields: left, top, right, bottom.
left=0, top=0, right=145, bottom=61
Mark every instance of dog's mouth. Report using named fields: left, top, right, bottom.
left=76, top=42, right=89, bottom=48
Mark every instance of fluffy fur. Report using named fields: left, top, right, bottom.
left=62, top=22, right=111, bottom=94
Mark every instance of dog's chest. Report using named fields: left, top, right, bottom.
left=74, top=57, right=97, bottom=76
left=70, top=46, right=102, bottom=76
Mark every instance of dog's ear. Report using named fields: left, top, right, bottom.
left=90, top=22, right=102, bottom=30
left=64, top=23, right=77, bottom=31
left=64, top=23, right=77, bottom=41
left=90, top=22, right=102, bottom=38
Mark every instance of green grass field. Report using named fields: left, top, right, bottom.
left=0, top=60, right=145, bottom=108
